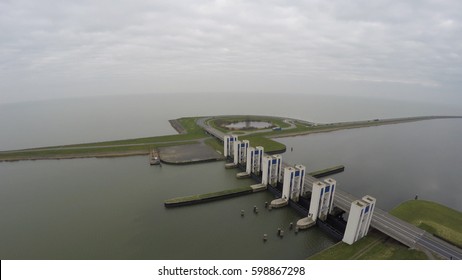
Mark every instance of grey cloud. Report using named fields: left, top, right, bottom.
left=0, top=0, right=461, bottom=103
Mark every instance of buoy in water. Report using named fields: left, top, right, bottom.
left=263, top=234, right=268, bottom=242
left=241, top=210, right=245, bottom=216
left=265, top=201, right=268, bottom=208
left=280, top=230, right=284, bottom=237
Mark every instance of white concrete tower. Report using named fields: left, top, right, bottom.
left=294, top=164, right=305, bottom=200
left=233, top=140, right=249, bottom=165
left=297, top=177, right=336, bottom=230
left=281, top=164, right=306, bottom=202
left=308, top=179, right=336, bottom=221
left=261, top=156, right=272, bottom=186
left=223, top=135, right=238, bottom=157
left=246, top=146, right=264, bottom=175
left=273, top=155, right=282, bottom=183
left=308, top=181, right=327, bottom=222
left=342, top=195, right=377, bottom=245
left=246, top=147, right=256, bottom=174
left=282, top=167, right=295, bottom=201
left=261, top=155, right=282, bottom=186
left=360, top=195, right=376, bottom=236
left=323, top=178, right=337, bottom=214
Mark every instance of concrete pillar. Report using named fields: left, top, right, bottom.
left=342, top=195, right=376, bottom=245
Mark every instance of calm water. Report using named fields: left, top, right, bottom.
left=0, top=157, right=335, bottom=259
left=277, top=119, right=462, bottom=211
left=1, top=94, right=461, bottom=259
left=2, top=93, right=461, bottom=151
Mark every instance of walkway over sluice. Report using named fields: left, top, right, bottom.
left=197, top=117, right=462, bottom=260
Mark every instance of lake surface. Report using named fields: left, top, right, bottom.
left=277, top=119, right=462, bottom=212
left=1, top=94, right=461, bottom=259
left=2, top=93, right=461, bottom=151
left=0, top=157, right=335, bottom=259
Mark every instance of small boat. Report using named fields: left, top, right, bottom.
left=150, top=150, right=161, bottom=165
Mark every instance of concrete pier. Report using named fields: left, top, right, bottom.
left=236, top=172, right=251, bottom=178
left=296, top=217, right=316, bottom=230
left=270, top=198, right=288, bottom=208
left=250, top=184, right=267, bottom=192
left=225, top=163, right=237, bottom=169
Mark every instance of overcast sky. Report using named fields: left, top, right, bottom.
left=1, top=0, right=461, bottom=104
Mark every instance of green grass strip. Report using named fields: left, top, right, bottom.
left=0, top=141, right=198, bottom=161
left=390, top=200, right=462, bottom=248
left=240, top=136, right=286, bottom=153
left=309, top=230, right=427, bottom=260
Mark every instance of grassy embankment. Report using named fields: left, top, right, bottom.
left=4, top=115, right=459, bottom=161
left=310, top=230, right=428, bottom=260
left=309, top=199, right=462, bottom=259
left=0, top=115, right=298, bottom=161
left=390, top=200, right=462, bottom=248
left=207, top=117, right=393, bottom=154
left=0, top=117, right=207, bottom=161
left=309, top=230, right=427, bottom=260
left=257, top=115, right=462, bottom=141
left=209, top=116, right=292, bottom=133
left=208, top=116, right=462, bottom=156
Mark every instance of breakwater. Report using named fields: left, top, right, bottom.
left=165, top=164, right=345, bottom=208
left=164, top=186, right=254, bottom=207
left=309, top=165, right=345, bottom=178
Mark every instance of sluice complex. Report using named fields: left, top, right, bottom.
left=199, top=118, right=462, bottom=259
left=225, top=135, right=376, bottom=245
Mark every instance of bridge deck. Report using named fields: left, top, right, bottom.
left=197, top=117, right=462, bottom=259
